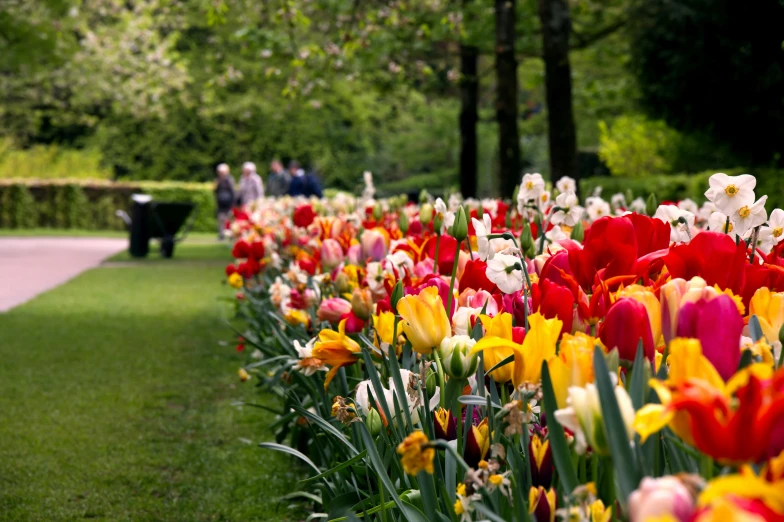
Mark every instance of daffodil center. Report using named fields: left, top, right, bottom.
left=738, top=206, right=751, bottom=218
left=774, top=227, right=783, bottom=238
left=726, top=222, right=734, bottom=233
left=724, top=184, right=738, bottom=196
left=525, top=181, right=534, bottom=190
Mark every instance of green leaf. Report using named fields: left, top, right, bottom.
left=259, top=442, right=322, bottom=475
left=301, top=450, right=367, bottom=485
left=290, top=404, right=360, bottom=455
left=458, top=395, right=501, bottom=408
left=593, top=347, right=642, bottom=504
left=540, top=362, right=579, bottom=495
left=629, top=343, right=648, bottom=411
left=484, top=353, right=514, bottom=376
left=749, top=314, right=763, bottom=342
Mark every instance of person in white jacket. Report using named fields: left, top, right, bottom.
left=238, top=161, right=264, bottom=205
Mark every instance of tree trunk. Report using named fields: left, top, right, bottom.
left=459, top=43, right=479, bottom=198
left=495, top=0, right=521, bottom=198
left=538, top=0, right=579, bottom=190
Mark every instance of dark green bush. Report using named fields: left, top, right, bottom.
left=0, top=179, right=215, bottom=232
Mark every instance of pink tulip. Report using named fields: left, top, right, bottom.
left=413, top=259, right=435, bottom=278
left=321, top=238, right=344, bottom=270
left=676, top=295, right=743, bottom=381
left=598, top=297, right=655, bottom=362
left=468, top=290, right=499, bottom=316
left=361, top=229, right=387, bottom=262
left=317, top=298, right=352, bottom=323
left=628, top=477, right=695, bottom=522
left=347, top=244, right=361, bottom=265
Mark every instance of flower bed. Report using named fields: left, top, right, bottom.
left=225, top=173, right=784, bottom=522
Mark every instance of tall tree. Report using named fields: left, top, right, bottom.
left=538, top=0, right=578, bottom=187
left=495, top=0, right=521, bottom=197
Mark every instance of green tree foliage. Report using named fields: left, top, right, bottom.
left=628, top=0, right=784, bottom=166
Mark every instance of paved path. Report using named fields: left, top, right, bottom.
left=0, top=237, right=126, bottom=312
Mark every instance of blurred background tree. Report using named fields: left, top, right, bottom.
left=1, top=0, right=778, bottom=197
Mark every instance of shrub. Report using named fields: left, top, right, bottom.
left=598, top=115, right=678, bottom=177
left=0, top=179, right=216, bottom=232
left=0, top=138, right=112, bottom=180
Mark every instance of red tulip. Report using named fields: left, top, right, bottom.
left=529, top=434, right=553, bottom=489
left=339, top=311, right=367, bottom=334
left=250, top=241, right=265, bottom=260
left=532, top=280, right=574, bottom=338
left=460, top=259, right=498, bottom=293
left=225, top=264, right=237, bottom=276
left=624, top=213, right=671, bottom=257
left=676, top=295, right=743, bottom=381
left=232, top=239, right=251, bottom=259
left=292, top=204, right=316, bottom=228
left=426, top=234, right=458, bottom=275
left=569, top=216, right=638, bottom=291
left=663, top=231, right=747, bottom=295
left=598, top=297, right=655, bottom=362
left=433, top=408, right=457, bottom=441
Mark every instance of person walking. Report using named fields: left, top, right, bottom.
left=287, top=160, right=323, bottom=198
left=238, top=161, right=264, bottom=205
left=214, top=163, right=235, bottom=239
left=266, top=160, right=291, bottom=197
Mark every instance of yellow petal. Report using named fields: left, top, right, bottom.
left=633, top=404, right=672, bottom=443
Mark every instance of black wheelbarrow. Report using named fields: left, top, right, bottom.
left=116, top=194, right=199, bottom=258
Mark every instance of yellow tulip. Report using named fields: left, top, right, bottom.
left=471, top=313, right=516, bottom=382
left=372, top=311, right=399, bottom=353
left=547, top=332, right=598, bottom=408
left=397, top=286, right=451, bottom=355
left=312, top=319, right=362, bottom=389
left=617, top=284, right=662, bottom=347
left=749, top=287, right=784, bottom=344
left=513, top=313, right=561, bottom=386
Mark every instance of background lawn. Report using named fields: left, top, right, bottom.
left=0, top=241, right=303, bottom=521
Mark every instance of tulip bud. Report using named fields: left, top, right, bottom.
left=320, top=238, right=344, bottom=270
left=529, top=435, right=553, bottom=489
left=646, top=193, right=658, bottom=216
left=452, top=206, right=468, bottom=241
left=628, top=476, right=696, bottom=522
left=399, top=211, right=410, bottom=234
left=418, top=189, right=430, bottom=204
left=361, top=229, right=387, bottom=262
left=433, top=213, right=444, bottom=235
left=351, top=288, right=374, bottom=320
left=438, top=335, right=479, bottom=379
left=366, top=408, right=383, bottom=436
left=425, top=369, right=437, bottom=397
left=373, top=202, right=383, bottom=221
left=520, top=220, right=535, bottom=253
left=420, top=203, right=434, bottom=225
left=570, top=220, right=584, bottom=242
left=529, top=487, right=556, bottom=522
left=335, top=272, right=351, bottom=294
left=318, top=297, right=352, bottom=323
left=390, top=281, right=404, bottom=310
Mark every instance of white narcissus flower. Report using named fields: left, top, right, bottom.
left=556, top=176, right=576, bottom=194
left=545, top=224, right=570, bottom=243
left=585, top=197, right=611, bottom=222
left=708, top=211, right=735, bottom=235
left=485, top=253, right=524, bottom=294
left=749, top=226, right=775, bottom=255
left=517, top=173, right=545, bottom=209
left=537, top=190, right=552, bottom=212
left=452, top=306, right=482, bottom=336
left=550, top=190, right=584, bottom=227
left=769, top=208, right=784, bottom=245
left=472, top=214, right=494, bottom=261
left=677, top=198, right=699, bottom=215
left=731, top=195, right=767, bottom=237
left=434, top=197, right=455, bottom=234
left=653, top=204, right=695, bottom=244
left=292, top=338, right=327, bottom=376
left=611, top=193, right=627, bottom=209
left=704, top=173, right=756, bottom=216
left=553, top=381, right=635, bottom=455
left=698, top=201, right=717, bottom=222
left=630, top=197, right=647, bottom=214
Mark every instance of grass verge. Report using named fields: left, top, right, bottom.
left=0, top=242, right=302, bottom=521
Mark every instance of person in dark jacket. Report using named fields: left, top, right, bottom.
left=266, top=160, right=291, bottom=197
left=287, top=160, right=323, bottom=198
left=214, top=163, right=235, bottom=239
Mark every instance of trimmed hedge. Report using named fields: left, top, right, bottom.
left=0, top=179, right=216, bottom=232
left=582, top=168, right=784, bottom=210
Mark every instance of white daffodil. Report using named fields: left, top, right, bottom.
left=677, top=198, right=699, bottom=215
left=545, top=224, right=570, bottom=243
left=704, top=173, right=756, bottom=216
left=550, top=190, right=584, bottom=227
left=292, top=338, right=327, bottom=376
left=452, top=306, right=482, bottom=336
left=698, top=201, right=717, bottom=223
left=448, top=193, right=462, bottom=212
left=472, top=214, right=494, bottom=261
left=748, top=226, right=775, bottom=255
left=485, top=253, right=524, bottom=294
left=517, top=173, right=545, bottom=209
left=708, top=211, right=735, bottom=235
left=769, top=208, right=784, bottom=245
left=611, top=193, right=627, bottom=210
left=731, top=195, right=767, bottom=237
left=653, top=204, right=695, bottom=244
left=585, top=197, right=611, bottom=222
left=630, top=197, right=647, bottom=214
left=556, top=176, right=576, bottom=194
left=434, top=197, right=455, bottom=234
left=537, top=190, right=552, bottom=212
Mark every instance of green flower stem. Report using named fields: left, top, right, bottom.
left=433, top=349, right=447, bottom=408
left=445, top=239, right=461, bottom=319
left=434, top=232, right=441, bottom=274
left=538, top=207, right=561, bottom=256
left=700, top=453, right=713, bottom=480
left=749, top=225, right=760, bottom=264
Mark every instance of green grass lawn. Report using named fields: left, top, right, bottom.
left=0, top=243, right=303, bottom=521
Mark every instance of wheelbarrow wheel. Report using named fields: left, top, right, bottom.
left=160, top=236, right=175, bottom=258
